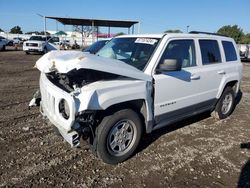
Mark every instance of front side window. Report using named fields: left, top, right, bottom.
left=222, top=41, right=237, bottom=61
left=158, top=39, right=196, bottom=68
left=199, top=40, right=221, bottom=64
left=97, top=37, right=159, bottom=71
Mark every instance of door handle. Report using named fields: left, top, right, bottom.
left=218, top=70, right=226, bottom=75
left=190, top=74, right=200, bottom=80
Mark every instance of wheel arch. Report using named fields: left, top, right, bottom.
left=217, top=79, right=239, bottom=99
left=96, top=99, right=153, bottom=134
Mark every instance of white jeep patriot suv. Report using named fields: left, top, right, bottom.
left=31, top=32, right=242, bottom=164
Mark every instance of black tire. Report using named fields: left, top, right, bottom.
left=25, top=51, right=30, bottom=55
left=43, top=47, right=47, bottom=54
left=212, top=87, right=235, bottom=119
left=93, top=109, right=142, bottom=164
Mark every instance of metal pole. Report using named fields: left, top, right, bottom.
left=97, top=26, right=99, bottom=40
left=108, top=26, right=110, bottom=38
left=186, top=25, right=190, bottom=33
left=132, top=25, right=134, bottom=34
left=81, top=25, right=84, bottom=47
left=44, top=16, right=47, bottom=37
left=37, top=14, right=46, bottom=36
left=92, top=20, right=95, bottom=43
left=137, top=21, right=140, bottom=34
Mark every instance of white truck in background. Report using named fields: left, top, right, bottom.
left=23, top=36, right=60, bottom=54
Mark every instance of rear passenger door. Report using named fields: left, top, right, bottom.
left=197, top=39, right=230, bottom=100
left=198, top=39, right=237, bottom=99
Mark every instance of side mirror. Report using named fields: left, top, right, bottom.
left=157, top=59, right=182, bottom=72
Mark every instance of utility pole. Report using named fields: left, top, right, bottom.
left=186, top=25, right=190, bottom=33
left=37, top=13, right=46, bottom=36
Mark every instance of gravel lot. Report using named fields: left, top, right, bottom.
left=0, top=49, right=249, bottom=187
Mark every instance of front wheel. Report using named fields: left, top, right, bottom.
left=212, top=87, right=235, bottom=119
left=93, top=109, right=142, bottom=164
left=42, top=47, right=48, bottom=54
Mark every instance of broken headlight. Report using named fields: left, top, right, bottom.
left=59, top=99, right=70, bottom=119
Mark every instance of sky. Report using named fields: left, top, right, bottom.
left=0, top=0, right=249, bottom=34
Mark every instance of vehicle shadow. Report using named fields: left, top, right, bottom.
left=235, top=89, right=243, bottom=105
left=137, top=111, right=211, bottom=153
left=237, top=142, right=250, bottom=188
left=136, top=89, right=243, bottom=155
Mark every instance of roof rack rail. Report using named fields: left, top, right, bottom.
left=189, top=31, right=226, bottom=37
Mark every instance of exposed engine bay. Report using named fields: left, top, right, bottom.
left=46, top=68, right=120, bottom=92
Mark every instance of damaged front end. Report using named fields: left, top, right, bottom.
left=46, top=68, right=120, bottom=92
left=30, top=51, right=152, bottom=148
left=30, top=69, right=118, bottom=147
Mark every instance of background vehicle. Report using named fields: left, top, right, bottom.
left=23, top=36, right=59, bottom=54
left=0, top=38, right=6, bottom=50
left=60, top=40, right=71, bottom=50
left=238, top=44, right=250, bottom=60
left=13, top=37, right=24, bottom=45
left=83, top=39, right=110, bottom=54
left=0, top=36, right=9, bottom=47
left=32, top=33, right=242, bottom=164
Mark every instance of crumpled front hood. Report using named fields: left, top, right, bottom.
left=35, top=51, right=151, bottom=81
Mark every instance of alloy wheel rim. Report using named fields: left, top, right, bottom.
left=221, top=93, right=233, bottom=114
left=107, top=119, right=136, bottom=156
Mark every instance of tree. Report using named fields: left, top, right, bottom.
left=0, top=28, right=3, bottom=32
left=164, top=29, right=182, bottom=33
left=40, top=31, right=50, bottom=35
left=10, top=26, right=23, bottom=34
left=115, top=32, right=125, bottom=36
left=217, top=25, right=243, bottom=43
left=25, top=31, right=50, bottom=35
left=241, top=33, right=250, bottom=44
left=73, top=25, right=97, bottom=37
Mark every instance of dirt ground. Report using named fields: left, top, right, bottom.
left=0, top=49, right=249, bottom=188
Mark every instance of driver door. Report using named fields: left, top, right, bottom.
left=153, top=39, right=211, bottom=125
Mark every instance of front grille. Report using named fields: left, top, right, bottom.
left=26, top=43, right=38, bottom=47
left=41, top=87, right=55, bottom=116
left=39, top=74, right=75, bottom=131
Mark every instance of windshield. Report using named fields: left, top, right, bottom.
left=96, top=37, right=159, bottom=70
left=29, top=36, right=44, bottom=41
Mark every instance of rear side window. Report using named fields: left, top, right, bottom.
left=222, top=41, right=237, bottom=61
left=199, top=40, right=221, bottom=64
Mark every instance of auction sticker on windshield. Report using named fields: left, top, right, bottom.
left=135, top=38, right=158, bottom=45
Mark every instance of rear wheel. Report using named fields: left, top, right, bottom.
left=93, top=109, right=142, bottom=164
left=212, top=87, right=235, bottom=119
left=25, top=51, right=30, bottom=55
left=2, top=45, right=5, bottom=51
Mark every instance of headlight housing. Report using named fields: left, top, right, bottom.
left=59, top=99, right=70, bottom=119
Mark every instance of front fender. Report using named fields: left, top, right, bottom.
left=74, top=80, right=153, bottom=128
